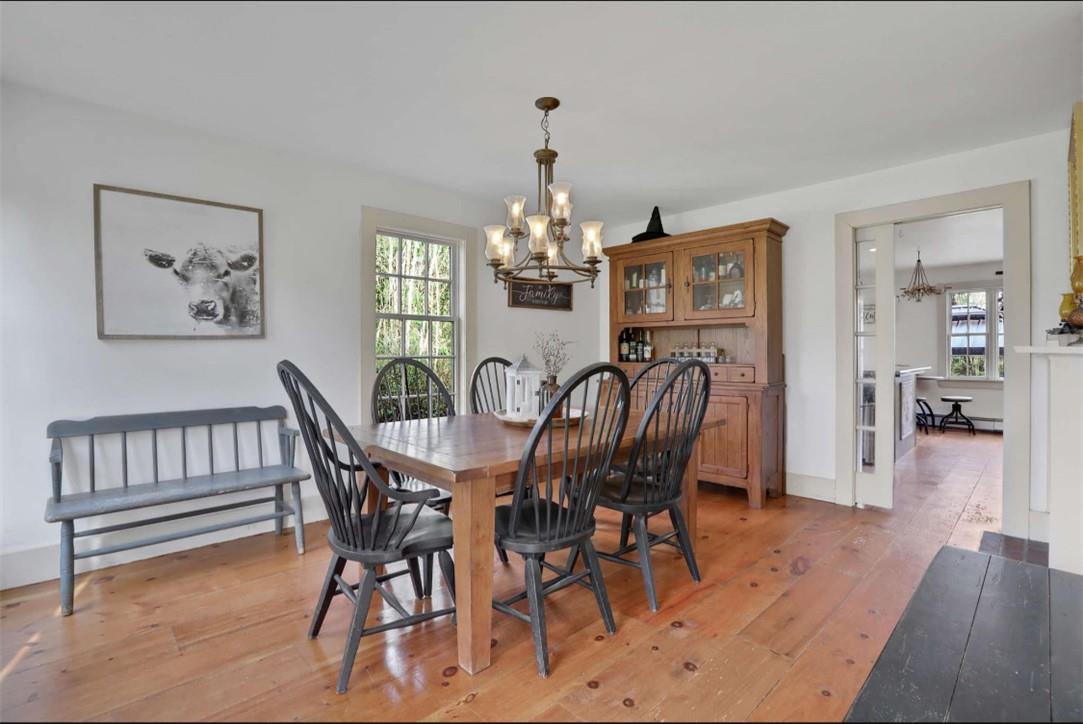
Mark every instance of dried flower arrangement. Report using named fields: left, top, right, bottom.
left=534, top=332, right=571, bottom=380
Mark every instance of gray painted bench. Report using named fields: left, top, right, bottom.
left=45, top=405, right=310, bottom=615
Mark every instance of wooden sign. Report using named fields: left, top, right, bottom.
left=507, top=280, right=573, bottom=311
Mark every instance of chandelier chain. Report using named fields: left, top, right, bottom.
left=540, top=109, right=551, bottom=149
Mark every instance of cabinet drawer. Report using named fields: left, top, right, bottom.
left=709, top=365, right=756, bottom=385
left=727, top=366, right=755, bottom=383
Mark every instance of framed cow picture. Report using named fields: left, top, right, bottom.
left=94, top=185, right=265, bottom=339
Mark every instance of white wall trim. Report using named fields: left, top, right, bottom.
left=835, top=181, right=1032, bottom=537
left=784, top=473, right=838, bottom=504
left=359, top=207, right=480, bottom=420
left=1029, top=510, right=1049, bottom=544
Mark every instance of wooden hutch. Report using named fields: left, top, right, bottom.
left=603, top=218, right=787, bottom=507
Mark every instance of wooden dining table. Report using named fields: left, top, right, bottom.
left=344, top=410, right=716, bottom=676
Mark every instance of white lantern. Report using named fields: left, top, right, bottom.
left=505, top=355, right=543, bottom=420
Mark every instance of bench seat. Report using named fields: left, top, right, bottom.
left=45, top=464, right=310, bottom=522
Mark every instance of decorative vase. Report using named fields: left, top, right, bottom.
left=543, top=374, right=563, bottom=418
left=1060, top=293, right=1078, bottom=321
left=1068, top=304, right=1083, bottom=330
left=1072, top=256, right=1083, bottom=295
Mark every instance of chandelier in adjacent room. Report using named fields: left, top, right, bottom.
left=899, top=248, right=946, bottom=302
left=483, top=97, right=603, bottom=287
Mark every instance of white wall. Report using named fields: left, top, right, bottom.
left=895, top=261, right=1004, bottom=423
left=600, top=129, right=1069, bottom=513
left=0, top=83, right=601, bottom=588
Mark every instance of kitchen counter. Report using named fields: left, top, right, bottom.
left=894, top=366, right=930, bottom=459
left=896, top=365, right=932, bottom=377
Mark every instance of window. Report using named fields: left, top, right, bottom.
left=946, top=287, right=1003, bottom=380
left=375, top=232, right=457, bottom=399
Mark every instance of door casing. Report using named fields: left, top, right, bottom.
left=834, top=182, right=1032, bottom=537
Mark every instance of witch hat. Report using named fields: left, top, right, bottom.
left=632, top=206, right=670, bottom=242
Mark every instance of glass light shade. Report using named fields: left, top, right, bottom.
left=500, top=239, right=515, bottom=269
left=527, top=214, right=550, bottom=255
left=483, top=225, right=505, bottom=261
left=504, top=195, right=527, bottom=232
left=548, top=182, right=572, bottom=222
left=580, top=221, right=603, bottom=260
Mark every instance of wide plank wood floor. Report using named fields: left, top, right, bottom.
left=0, top=430, right=1003, bottom=722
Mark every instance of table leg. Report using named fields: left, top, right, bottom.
left=680, top=439, right=700, bottom=546
left=451, top=475, right=496, bottom=675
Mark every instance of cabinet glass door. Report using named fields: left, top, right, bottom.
left=617, top=253, right=674, bottom=322
left=682, top=240, right=755, bottom=319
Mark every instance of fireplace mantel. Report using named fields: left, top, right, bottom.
left=1016, top=345, right=1083, bottom=574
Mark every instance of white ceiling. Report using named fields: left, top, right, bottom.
left=2, top=2, right=1080, bottom=226
left=895, top=208, right=1003, bottom=270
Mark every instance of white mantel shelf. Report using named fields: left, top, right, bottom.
left=1015, top=345, right=1083, bottom=355
left=1016, top=344, right=1083, bottom=575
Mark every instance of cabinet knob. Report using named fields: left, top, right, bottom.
left=684, top=279, right=691, bottom=289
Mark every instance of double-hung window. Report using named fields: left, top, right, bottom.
left=374, top=232, right=457, bottom=401
left=946, top=287, right=1004, bottom=380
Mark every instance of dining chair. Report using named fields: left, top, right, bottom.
left=629, top=357, right=682, bottom=409
left=372, top=357, right=455, bottom=595
left=469, top=356, right=512, bottom=414
left=278, top=360, right=456, bottom=694
left=612, top=357, right=683, bottom=546
left=492, top=362, right=630, bottom=677
left=595, top=359, right=711, bottom=612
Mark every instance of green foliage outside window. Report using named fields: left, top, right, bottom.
left=375, top=233, right=456, bottom=397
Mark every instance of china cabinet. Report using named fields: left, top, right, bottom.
left=604, top=218, right=788, bottom=507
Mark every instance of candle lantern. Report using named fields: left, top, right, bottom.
left=505, top=355, right=543, bottom=420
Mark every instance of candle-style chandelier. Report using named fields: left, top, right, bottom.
left=483, top=97, right=603, bottom=287
left=899, top=247, right=946, bottom=302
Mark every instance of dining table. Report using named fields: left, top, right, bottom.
left=343, top=409, right=718, bottom=675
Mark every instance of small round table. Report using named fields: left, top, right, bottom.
left=939, top=395, right=976, bottom=435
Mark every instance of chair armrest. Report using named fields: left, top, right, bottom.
left=280, top=427, right=300, bottom=438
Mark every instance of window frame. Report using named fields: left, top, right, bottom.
left=374, top=230, right=459, bottom=401
left=944, top=283, right=1004, bottom=382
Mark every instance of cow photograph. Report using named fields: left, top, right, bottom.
left=95, top=185, right=264, bottom=339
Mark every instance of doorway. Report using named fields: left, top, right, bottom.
left=834, top=182, right=1032, bottom=541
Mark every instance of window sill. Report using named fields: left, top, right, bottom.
left=938, top=378, right=1004, bottom=389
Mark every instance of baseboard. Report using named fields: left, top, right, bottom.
left=0, top=493, right=328, bottom=591
left=1028, top=510, right=1049, bottom=543
left=785, top=473, right=837, bottom=503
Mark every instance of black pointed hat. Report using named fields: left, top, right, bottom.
left=632, top=206, right=670, bottom=243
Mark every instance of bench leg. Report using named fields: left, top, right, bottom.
left=274, top=484, right=284, bottom=535
left=60, top=520, right=74, bottom=616
left=291, top=481, right=305, bottom=554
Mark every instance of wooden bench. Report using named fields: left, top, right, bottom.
left=45, top=406, right=310, bottom=615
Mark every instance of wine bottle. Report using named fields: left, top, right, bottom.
left=635, top=329, right=644, bottom=363
left=619, top=328, right=629, bottom=362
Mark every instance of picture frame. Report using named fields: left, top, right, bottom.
left=94, top=185, right=265, bottom=339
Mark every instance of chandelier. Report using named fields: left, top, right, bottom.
left=899, top=248, right=946, bottom=302
left=483, top=97, right=603, bottom=287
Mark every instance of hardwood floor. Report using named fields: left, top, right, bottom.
left=0, top=431, right=1003, bottom=722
